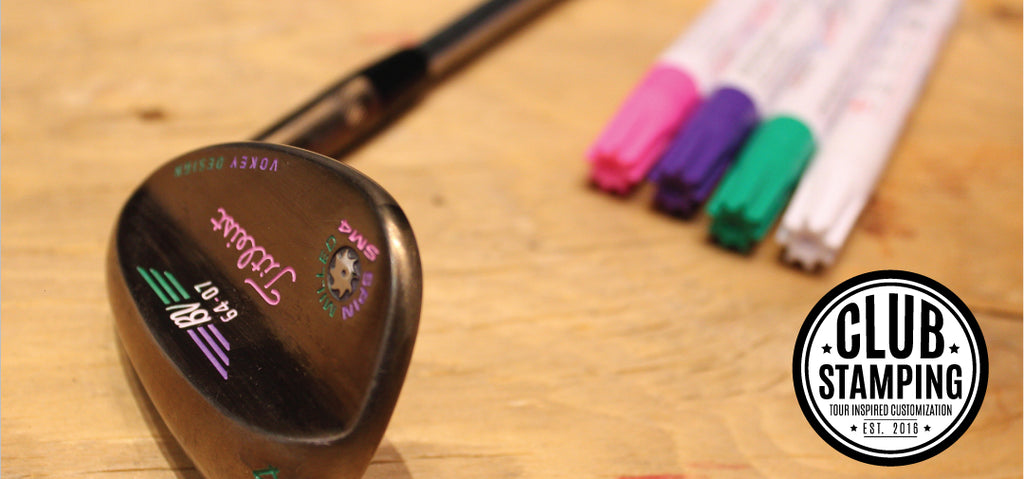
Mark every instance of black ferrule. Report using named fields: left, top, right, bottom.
left=252, top=48, right=430, bottom=158
left=362, top=48, right=430, bottom=104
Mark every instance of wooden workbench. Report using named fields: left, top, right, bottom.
left=2, top=0, right=1020, bottom=477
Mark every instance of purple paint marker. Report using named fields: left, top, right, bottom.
left=651, top=0, right=832, bottom=217
left=652, top=87, right=757, bottom=216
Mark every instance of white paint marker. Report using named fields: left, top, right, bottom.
left=776, top=0, right=961, bottom=269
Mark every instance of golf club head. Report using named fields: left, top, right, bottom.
left=107, top=142, right=421, bottom=478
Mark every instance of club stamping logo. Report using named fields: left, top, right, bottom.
left=793, top=270, right=987, bottom=466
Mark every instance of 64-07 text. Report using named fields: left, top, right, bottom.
left=166, top=281, right=238, bottom=328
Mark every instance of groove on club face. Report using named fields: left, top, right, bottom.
left=107, top=142, right=421, bottom=478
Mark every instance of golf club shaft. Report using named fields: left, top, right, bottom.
left=253, top=0, right=554, bottom=156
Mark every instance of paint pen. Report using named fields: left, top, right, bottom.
left=586, top=0, right=774, bottom=194
left=776, top=0, right=960, bottom=269
left=650, top=0, right=832, bottom=217
left=706, top=0, right=895, bottom=252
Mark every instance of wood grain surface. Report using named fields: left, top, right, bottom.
left=2, top=0, right=1020, bottom=477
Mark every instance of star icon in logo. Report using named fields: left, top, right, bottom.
left=924, top=425, right=931, bottom=432
left=851, top=424, right=857, bottom=432
left=822, top=344, right=832, bottom=354
left=950, top=344, right=960, bottom=353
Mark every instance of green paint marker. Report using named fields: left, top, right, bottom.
left=706, top=0, right=895, bottom=252
left=708, top=116, right=815, bottom=251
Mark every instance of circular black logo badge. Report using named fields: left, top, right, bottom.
left=793, top=270, right=987, bottom=466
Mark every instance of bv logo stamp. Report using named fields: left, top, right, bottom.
left=793, top=270, right=987, bottom=466
left=136, top=267, right=238, bottom=380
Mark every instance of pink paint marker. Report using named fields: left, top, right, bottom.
left=586, top=0, right=777, bottom=194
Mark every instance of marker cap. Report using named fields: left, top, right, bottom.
left=651, top=86, right=759, bottom=217
left=707, top=115, right=815, bottom=251
left=588, top=65, right=700, bottom=194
